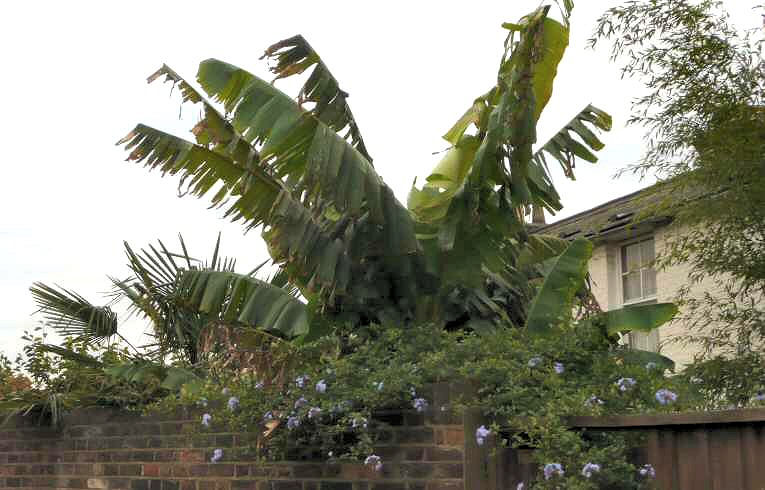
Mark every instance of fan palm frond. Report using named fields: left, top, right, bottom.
left=29, top=283, right=118, bottom=343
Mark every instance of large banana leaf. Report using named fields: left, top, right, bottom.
left=196, top=59, right=415, bottom=252
left=118, top=126, right=356, bottom=296
left=517, top=234, right=570, bottom=266
left=29, top=283, right=118, bottom=342
left=174, top=270, right=309, bottom=338
left=530, top=105, right=613, bottom=207
left=525, top=238, right=593, bottom=335
left=262, top=35, right=372, bottom=162
left=124, top=60, right=422, bottom=304
left=601, top=303, right=678, bottom=335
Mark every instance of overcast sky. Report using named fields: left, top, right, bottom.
left=0, top=1, right=759, bottom=361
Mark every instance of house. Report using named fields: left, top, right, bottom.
left=535, top=185, right=715, bottom=368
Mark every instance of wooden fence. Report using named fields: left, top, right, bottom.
left=464, top=408, right=765, bottom=489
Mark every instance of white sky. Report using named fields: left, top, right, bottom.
left=0, top=0, right=759, bottom=360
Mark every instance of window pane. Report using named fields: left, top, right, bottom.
left=623, top=271, right=642, bottom=302
left=630, top=330, right=660, bottom=352
left=643, top=268, right=657, bottom=296
left=622, top=243, right=641, bottom=273
left=640, top=238, right=655, bottom=267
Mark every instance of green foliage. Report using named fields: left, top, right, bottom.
left=0, top=332, right=169, bottom=427
left=592, top=0, right=765, bottom=391
left=117, top=2, right=612, bottom=333
left=525, top=238, right=592, bottom=335
left=156, top=321, right=690, bottom=487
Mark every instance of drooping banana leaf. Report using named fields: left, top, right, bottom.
left=160, top=367, right=201, bottom=391
left=601, top=302, right=678, bottom=335
left=29, top=283, right=119, bottom=342
left=36, top=344, right=104, bottom=367
left=262, top=35, right=372, bottom=162
left=517, top=234, right=570, bottom=266
left=147, top=64, right=262, bottom=170
left=525, top=238, right=593, bottom=335
left=531, top=104, right=613, bottom=194
left=196, top=59, right=415, bottom=252
left=174, top=270, right=309, bottom=338
left=117, top=126, right=356, bottom=295
left=612, top=347, right=676, bottom=372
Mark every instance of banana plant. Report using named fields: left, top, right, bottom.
left=114, top=2, right=611, bottom=334
left=523, top=238, right=679, bottom=369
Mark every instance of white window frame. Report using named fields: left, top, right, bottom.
left=615, top=235, right=659, bottom=352
left=617, top=236, right=657, bottom=307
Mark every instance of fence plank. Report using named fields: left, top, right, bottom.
left=676, top=429, right=711, bottom=490
left=657, top=428, right=679, bottom=488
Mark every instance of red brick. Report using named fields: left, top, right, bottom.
left=143, top=464, right=160, bottom=477
left=177, top=450, right=204, bottom=463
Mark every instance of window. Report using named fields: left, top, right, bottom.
left=620, top=237, right=659, bottom=351
left=621, top=237, right=657, bottom=304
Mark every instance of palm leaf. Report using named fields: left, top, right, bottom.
left=147, top=64, right=261, bottom=169
left=117, top=126, right=361, bottom=296
left=175, top=270, right=309, bottom=337
left=36, top=344, right=103, bottom=367
left=195, top=58, right=417, bottom=256
left=529, top=104, right=613, bottom=211
left=263, top=35, right=372, bottom=162
left=525, top=238, right=593, bottom=335
left=601, top=303, right=678, bottom=335
left=29, top=283, right=118, bottom=342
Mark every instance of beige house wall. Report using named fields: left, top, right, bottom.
left=587, top=223, right=725, bottom=369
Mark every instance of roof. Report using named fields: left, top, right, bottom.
left=534, top=183, right=673, bottom=242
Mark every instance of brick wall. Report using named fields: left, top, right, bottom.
left=0, top=406, right=465, bottom=490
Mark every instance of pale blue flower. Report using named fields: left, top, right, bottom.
left=413, top=398, right=428, bottom=413
left=645, top=362, right=658, bottom=370
left=655, top=388, right=678, bottom=405
left=295, top=375, right=309, bottom=388
left=287, top=416, right=301, bottom=430
left=754, top=392, right=765, bottom=402
left=375, top=381, right=384, bottom=391
left=221, top=388, right=230, bottom=396
left=227, top=396, right=239, bottom=411
left=308, top=407, right=322, bottom=419
left=639, top=464, right=656, bottom=478
left=475, top=425, right=491, bottom=446
left=294, top=396, right=308, bottom=410
left=364, top=454, right=383, bottom=471
left=254, top=381, right=264, bottom=390
left=352, top=417, right=368, bottom=429
left=585, top=395, right=604, bottom=407
left=409, top=387, right=417, bottom=396
left=554, top=362, right=565, bottom=374
left=315, top=379, right=327, bottom=393
left=581, top=462, right=600, bottom=478
left=543, top=463, right=564, bottom=480
left=516, top=483, right=524, bottom=490
left=616, top=377, right=636, bottom=392
left=210, top=448, right=223, bottom=463
left=263, top=411, right=274, bottom=422
left=201, top=413, right=212, bottom=427
left=528, top=357, right=542, bottom=368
